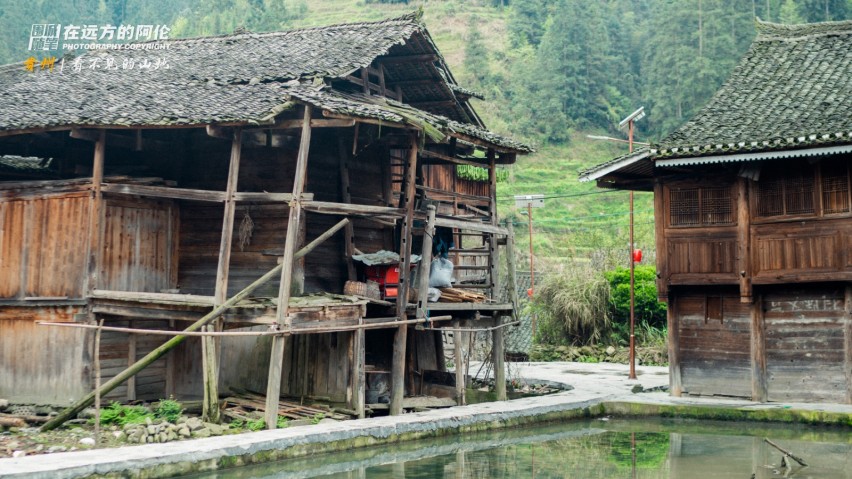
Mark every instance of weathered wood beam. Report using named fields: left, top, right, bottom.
left=379, top=54, right=439, bottom=64
left=265, top=106, right=313, bottom=429
left=390, top=133, right=419, bottom=416
left=84, top=131, right=106, bottom=296
left=385, top=78, right=440, bottom=88
left=302, top=200, right=405, bottom=218
left=100, top=183, right=313, bottom=203
left=90, top=289, right=215, bottom=306
left=433, top=217, right=508, bottom=236
left=750, top=294, right=767, bottom=402
left=505, top=222, right=520, bottom=322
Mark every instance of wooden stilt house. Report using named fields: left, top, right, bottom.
left=581, top=19, right=852, bottom=403
left=0, top=13, right=531, bottom=424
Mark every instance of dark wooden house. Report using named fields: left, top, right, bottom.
left=581, top=20, right=851, bottom=403
left=0, top=13, right=530, bottom=425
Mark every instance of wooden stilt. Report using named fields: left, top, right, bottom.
left=390, top=133, right=419, bottom=416
left=266, top=106, right=313, bottom=429
left=667, top=294, right=682, bottom=396
left=492, top=315, right=506, bottom=401
left=41, top=218, right=349, bottom=432
left=454, top=319, right=465, bottom=405
left=415, top=205, right=436, bottom=320
left=750, top=294, right=767, bottom=402
left=127, top=322, right=136, bottom=401
left=206, top=129, right=242, bottom=423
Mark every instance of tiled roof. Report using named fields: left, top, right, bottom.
left=0, top=14, right=529, bottom=153
left=654, top=19, right=852, bottom=159
left=0, top=155, right=56, bottom=178
left=285, top=85, right=533, bottom=153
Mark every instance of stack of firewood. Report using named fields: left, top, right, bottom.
left=438, top=287, right=486, bottom=303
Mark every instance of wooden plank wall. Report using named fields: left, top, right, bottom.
left=100, top=198, right=177, bottom=292
left=676, top=289, right=752, bottom=397
left=752, top=218, right=851, bottom=280
left=0, top=306, right=90, bottom=405
left=281, top=333, right=353, bottom=403
left=0, top=194, right=90, bottom=299
left=178, top=147, right=296, bottom=297
left=764, top=286, right=847, bottom=403
left=421, top=164, right=489, bottom=199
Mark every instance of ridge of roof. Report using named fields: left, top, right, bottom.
left=151, top=12, right=423, bottom=47
left=755, top=17, right=852, bottom=40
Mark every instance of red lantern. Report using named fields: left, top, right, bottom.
left=632, top=249, right=642, bottom=263
left=527, top=288, right=534, bottom=298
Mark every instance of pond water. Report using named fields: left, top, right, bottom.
left=185, top=418, right=852, bottom=478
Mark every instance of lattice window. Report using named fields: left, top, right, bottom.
left=822, top=160, right=850, bottom=214
left=670, top=189, right=700, bottom=226
left=702, top=187, right=734, bottom=225
left=669, top=187, right=734, bottom=227
left=757, top=161, right=816, bottom=217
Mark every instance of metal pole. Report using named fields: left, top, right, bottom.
left=628, top=120, right=637, bottom=380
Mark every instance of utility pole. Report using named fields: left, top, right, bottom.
left=618, top=107, right=645, bottom=381
left=514, top=194, right=544, bottom=335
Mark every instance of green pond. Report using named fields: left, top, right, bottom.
left=184, top=418, right=852, bottom=478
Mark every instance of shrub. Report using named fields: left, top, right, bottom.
left=529, top=264, right=611, bottom=345
left=603, top=265, right=667, bottom=329
left=154, top=398, right=183, bottom=423
left=98, top=402, right=153, bottom=427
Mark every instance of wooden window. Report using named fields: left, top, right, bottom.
left=669, top=186, right=734, bottom=227
left=757, top=162, right=816, bottom=217
left=821, top=160, right=850, bottom=214
left=757, top=159, right=850, bottom=218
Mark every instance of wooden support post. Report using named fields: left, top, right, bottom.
left=737, top=177, right=752, bottom=303
left=266, top=106, right=313, bottom=429
left=352, top=318, right=366, bottom=418
left=390, top=133, right=418, bottom=416
left=667, top=295, right=682, bottom=396
left=416, top=206, right=436, bottom=320
left=750, top=294, right=767, bottom=402
left=454, top=319, right=465, bottom=405
left=339, top=137, right=357, bottom=281
left=505, top=222, right=520, bottom=321
left=653, top=180, right=668, bottom=302
left=845, top=285, right=851, bottom=404
left=127, top=322, right=136, bottom=401
left=205, top=129, right=241, bottom=423
left=492, top=315, right=506, bottom=401
left=85, top=131, right=106, bottom=296
left=41, top=219, right=348, bottom=432
left=487, top=150, right=499, bottom=300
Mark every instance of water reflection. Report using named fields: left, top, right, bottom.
left=185, top=419, right=852, bottom=478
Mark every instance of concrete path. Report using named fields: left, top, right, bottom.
left=2, top=362, right=850, bottom=479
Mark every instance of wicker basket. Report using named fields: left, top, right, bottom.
left=344, top=280, right=381, bottom=300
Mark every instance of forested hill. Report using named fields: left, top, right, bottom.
left=1, top=0, right=849, bottom=263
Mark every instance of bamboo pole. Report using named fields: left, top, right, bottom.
left=41, top=218, right=349, bottom=432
